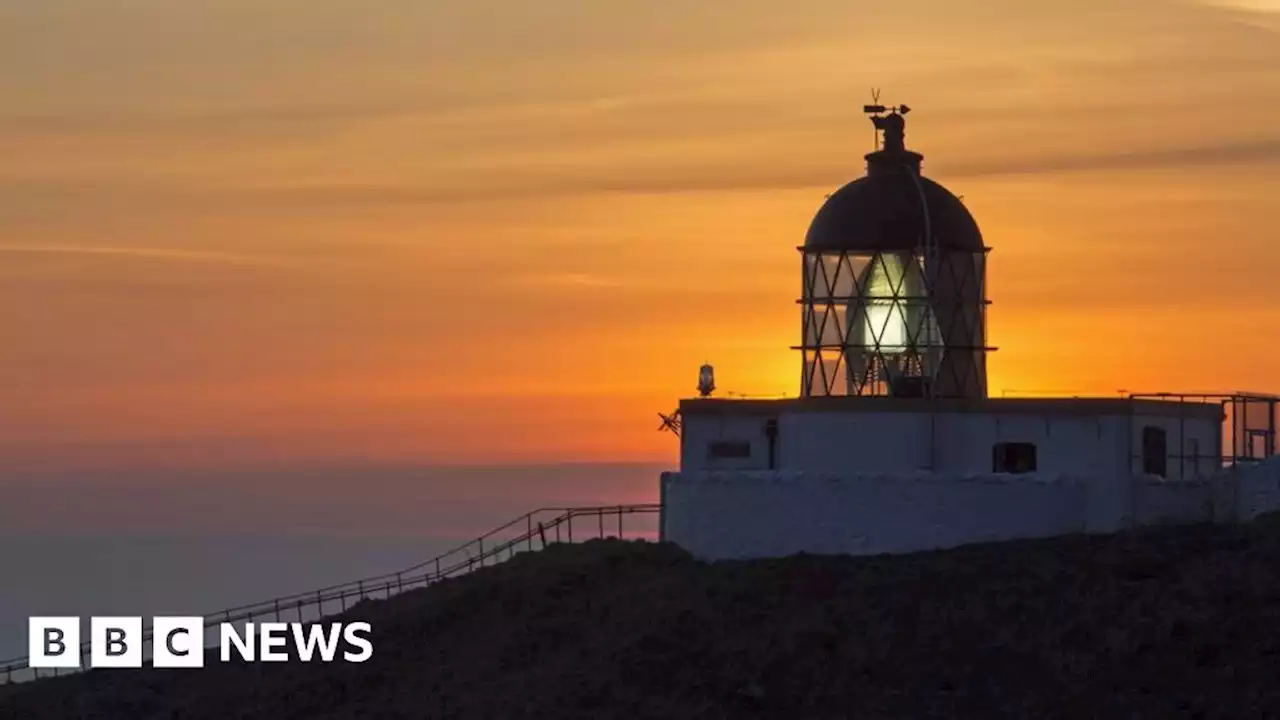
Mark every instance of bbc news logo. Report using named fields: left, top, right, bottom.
left=29, top=617, right=373, bottom=669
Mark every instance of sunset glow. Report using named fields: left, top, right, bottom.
left=3, top=0, right=1279, bottom=472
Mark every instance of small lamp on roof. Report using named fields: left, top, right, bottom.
left=697, top=364, right=716, bottom=398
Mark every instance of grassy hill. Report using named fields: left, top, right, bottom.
left=6, top=520, right=1280, bottom=719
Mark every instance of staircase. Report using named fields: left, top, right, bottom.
left=0, top=503, right=661, bottom=685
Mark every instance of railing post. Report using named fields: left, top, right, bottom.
left=397, top=572, right=404, bottom=594
left=478, top=538, right=484, bottom=567
left=435, top=557, right=441, bottom=580
left=358, top=580, right=365, bottom=601
left=528, top=515, right=533, bottom=551
left=296, top=600, right=304, bottom=623
left=316, top=590, right=323, bottom=617
left=555, top=521, right=561, bottom=543
left=618, top=506, right=623, bottom=537
left=568, top=513, right=574, bottom=542
left=274, top=599, right=281, bottom=622
left=538, top=521, right=547, bottom=548
left=599, top=510, right=604, bottom=538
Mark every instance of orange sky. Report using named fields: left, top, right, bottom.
left=3, top=0, right=1280, bottom=472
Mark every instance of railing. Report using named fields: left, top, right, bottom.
left=0, top=503, right=661, bottom=685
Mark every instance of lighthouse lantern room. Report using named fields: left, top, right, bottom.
left=799, top=103, right=989, bottom=400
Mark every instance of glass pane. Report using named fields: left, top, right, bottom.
left=820, top=349, right=847, bottom=396
left=866, top=300, right=909, bottom=352
left=902, top=300, right=936, bottom=348
left=864, top=252, right=911, bottom=299
left=832, top=254, right=856, bottom=299
left=900, top=254, right=926, bottom=298
left=817, top=254, right=841, bottom=301
left=848, top=254, right=873, bottom=297
left=820, top=304, right=846, bottom=346
left=803, top=254, right=819, bottom=300
left=803, top=305, right=818, bottom=345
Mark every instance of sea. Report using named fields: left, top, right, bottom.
left=0, top=462, right=664, bottom=662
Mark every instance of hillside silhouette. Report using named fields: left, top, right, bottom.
left=6, top=520, right=1280, bottom=719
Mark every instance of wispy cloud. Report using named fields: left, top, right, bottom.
left=211, top=136, right=1280, bottom=205
left=2, top=132, right=1277, bottom=217
left=0, top=244, right=293, bottom=268
left=1196, top=0, right=1280, bottom=12
left=1191, top=0, right=1280, bottom=32
left=943, top=138, right=1280, bottom=179
left=520, top=273, right=623, bottom=289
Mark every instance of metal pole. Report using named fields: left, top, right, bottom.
left=1180, top=400, right=1186, bottom=480
left=906, top=162, right=938, bottom=470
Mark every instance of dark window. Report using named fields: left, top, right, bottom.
left=1142, top=426, right=1167, bottom=477
left=993, top=442, right=1037, bottom=474
left=708, top=440, right=751, bottom=460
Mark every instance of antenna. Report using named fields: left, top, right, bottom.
left=657, top=409, right=682, bottom=437
left=866, top=88, right=883, bottom=150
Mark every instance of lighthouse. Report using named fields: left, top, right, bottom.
left=798, top=105, right=989, bottom=399
left=657, top=101, right=1280, bottom=561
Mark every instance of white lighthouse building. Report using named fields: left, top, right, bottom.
left=659, top=103, right=1280, bottom=560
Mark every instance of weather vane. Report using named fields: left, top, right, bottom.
left=863, top=88, right=911, bottom=152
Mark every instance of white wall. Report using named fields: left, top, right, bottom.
left=1132, top=478, right=1214, bottom=525
left=934, top=413, right=1122, bottom=478
left=1233, top=456, right=1280, bottom=521
left=660, top=468, right=1273, bottom=562
left=679, top=407, right=1221, bottom=481
left=662, top=471, right=1089, bottom=560
left=779, top=413, right=929, bottom=474
left=680, top=413, right=775, bottom=472
left=1128, top=413, right=1223, bottom=481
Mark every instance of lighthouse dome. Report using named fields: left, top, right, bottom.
left=804, top=172, right=984, bottom=253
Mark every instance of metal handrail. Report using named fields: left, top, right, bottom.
left=0, top=503, right=661, bottom=684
